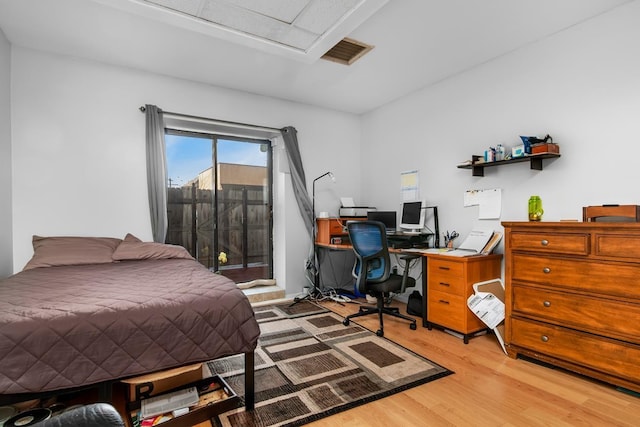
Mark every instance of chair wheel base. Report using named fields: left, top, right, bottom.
left=343, top=319, right=350, bottom=326
left=376, top=329, right=384, bottom=337
left=410, top=323, right=417, bottom=330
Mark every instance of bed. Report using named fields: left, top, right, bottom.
left=0, top=234, right=260, bottom=409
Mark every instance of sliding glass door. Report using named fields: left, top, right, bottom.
left=165, top=131, right=272, bottom=283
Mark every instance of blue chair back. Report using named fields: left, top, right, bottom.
left=347, top=221, right=391, bottom=285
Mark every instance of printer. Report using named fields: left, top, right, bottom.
left=339, top=197, right=375, bottom=218
left=339, top=207, right=376, bottom=218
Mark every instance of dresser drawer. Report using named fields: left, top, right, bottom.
left=511, top=254, right=640, bottom=300
left=510, top=318, right=640, bottom=383
left=594, top=233, right=640, bottom=259
left=512, top=284, right=640, bottom=342
left=510, top=232, right=589, bottom=255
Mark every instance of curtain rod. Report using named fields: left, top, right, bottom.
left=139, top=105, right=282, bottom=133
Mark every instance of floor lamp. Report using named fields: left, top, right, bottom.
left=311, top=171, right=335, bottom=294
left=292, top=171, right=335, bottom=305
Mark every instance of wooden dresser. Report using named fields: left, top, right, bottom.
left=502, top=221, right=640, bottom=393
left=426, top=253, right=502, bottom=343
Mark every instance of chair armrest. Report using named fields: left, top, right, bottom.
left=398, top=255, right=419, bottom=293
left=399, top=254, right=420, bottom=261
left=354, top=258, right=370, bottom=295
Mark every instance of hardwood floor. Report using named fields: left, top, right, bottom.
left=312, top=299, right=639, bottom=426
left=197, top=298, right=640, bottom=427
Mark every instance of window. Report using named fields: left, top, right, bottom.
left=165, top=131, right=273, bottom=283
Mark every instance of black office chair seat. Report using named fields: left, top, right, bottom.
left=342, top=220, right=419, bottom=337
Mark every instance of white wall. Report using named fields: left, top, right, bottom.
left=361, top=1, right=640, bottom=253
left=0, top=29, right=12, bottom=278
left=10, top=2, right=640, bottom=292
left=10, top=48, right=362, bottom=296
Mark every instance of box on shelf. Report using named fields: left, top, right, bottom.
left=511, top=145, right=525, bottom=157
left=531, top=143, right=560, bottom=154
left=121, top=363, right=203, bottom=402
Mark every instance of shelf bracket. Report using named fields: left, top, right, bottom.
left=471, top=155, right=484, bottom=177
left=530, top=157, right=544, bottom=170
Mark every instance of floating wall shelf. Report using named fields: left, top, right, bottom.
left=457, top=153, right=561, bottom=177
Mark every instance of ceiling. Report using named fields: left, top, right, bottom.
left=0, top=0, right=632, bottom=114
left=103, top=0, right=388, bottom=63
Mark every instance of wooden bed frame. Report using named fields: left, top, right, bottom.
left=0, top=351, right=255, bottom=411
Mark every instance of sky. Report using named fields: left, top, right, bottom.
left=166, top=134, right=268, bottom=187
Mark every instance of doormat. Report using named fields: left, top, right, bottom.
left=207, top=300, right=453, bottom=427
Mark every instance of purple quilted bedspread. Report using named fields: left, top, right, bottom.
left=0, top=259, right=260, bottom=395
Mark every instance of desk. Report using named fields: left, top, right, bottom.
left=316, top=241, right=502, bottom=342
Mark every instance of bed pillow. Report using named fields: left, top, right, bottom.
left=23, top=235, right=122, bottom=270
left=112, top=236, right=193, bottom=261
left=123, top=233, right=142, bottom=243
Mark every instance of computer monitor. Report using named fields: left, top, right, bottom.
left=367, top=211, right=397, bottom=232
left=400, top=200, right=425, bottom=233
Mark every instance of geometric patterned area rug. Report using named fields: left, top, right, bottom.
left=207, top=300, right=453, bottom=427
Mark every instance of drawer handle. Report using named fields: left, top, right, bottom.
left=438, top=266, right=450, bottom=271
left=541, top=335, right=549, bottom=342
left=438, top=282, right=450, bottom=287
left=541, top=239, right=549, bottom=246
left=543, top=267, right=551, bottom=274
left=438, top=300, right=450, bottom=305
left=543, top=301, right=551, bottom=307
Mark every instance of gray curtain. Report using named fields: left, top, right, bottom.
left=145, top=104, right=167, bottom=243
left=280, top=126, right=313, bottom=242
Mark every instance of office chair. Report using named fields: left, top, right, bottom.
left=39, top=403, right=125, bottom=427
left=342, top=220, right=419, bottom=337
left=582, top=205, right=640, bottom=222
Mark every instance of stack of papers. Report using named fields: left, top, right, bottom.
left=403, top=248, right=451, bottom=254
left=443, top=229, right=495, bottom=257
left=141, top=386, right=199, bottom=419
left=399, top=230, right=503, bottom=257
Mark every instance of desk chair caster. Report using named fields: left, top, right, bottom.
left=343, top=317, right=387, bottom=337
left=342, top=315, right=417, bottom=337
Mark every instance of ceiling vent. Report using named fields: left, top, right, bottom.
left=321, top=37, right=374, bottom=65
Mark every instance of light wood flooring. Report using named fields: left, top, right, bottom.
left=196, top=299, right=640, bottom=427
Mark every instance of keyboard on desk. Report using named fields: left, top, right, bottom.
left=386, top=231, right=410, bottom=237
left=388, top=240, right=412, bottom=249
left=387, top=231, right=430, bottom=249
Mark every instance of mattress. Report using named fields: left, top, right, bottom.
left=0, top=258, right=260, bottom=395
